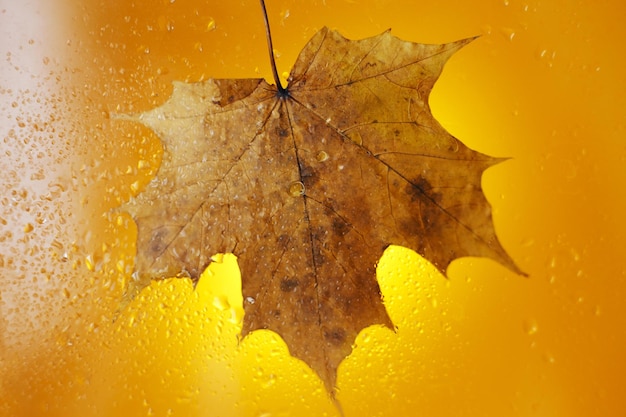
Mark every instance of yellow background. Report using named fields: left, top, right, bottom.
left=1, top=0, right=625, bottom=416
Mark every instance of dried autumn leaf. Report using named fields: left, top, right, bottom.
left=116, top=27, right=523, bottom=395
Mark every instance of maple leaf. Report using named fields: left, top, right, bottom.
left=115, top=22, right=524, bottom=396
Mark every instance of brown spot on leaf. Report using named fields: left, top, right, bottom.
left=405, top=176, right=434, bottom=202
left=280, top=278, right=299, bottom=292
left=148, top=229, right=168, bottom=256
left=331, top=217, right=350, bottom=237
left=276, top=233, right=290, bottom=251
left=324, top=327, right=347, bottom=346
left=276, top=127, right=289, bottom=137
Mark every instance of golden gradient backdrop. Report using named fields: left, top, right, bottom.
left=1, top=0, right=625, bottom=416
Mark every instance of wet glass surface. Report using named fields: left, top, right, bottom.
left=1, top=0, right=625, bottom=415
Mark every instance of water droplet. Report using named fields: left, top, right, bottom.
left=500, top=27, right=516, bottom=41
left=206, top=18, right=216, bottom=31
left=138, top=160, right=151, bottom=170
left=523, top=319, right=538, bottom=335
left=213, top=295, right=230, bottom=311
left=157, top=15, right=174, bottom=32
left=262, top=373, right=276, bottom=388
left=316, top=150, right=329, bottom=162
left=535, top=47, right=547, bottom=59
left=130, top=181, right=141, bottom=193
left=288, top=181, right=305, bottom=197
left=351, top=134, right=363, bottom=145
left=137, top=45, right=150, bottom=54
left=85, top=254, right=95, bottom=271
left=548, top=256, right=557, bottom=268
left=229, top=307, right=243, bottom=324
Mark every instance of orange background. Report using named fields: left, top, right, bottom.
left=1, top=0, right=625, bottom=416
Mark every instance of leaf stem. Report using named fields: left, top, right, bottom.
left=260, top=0, right=287, bottom=96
